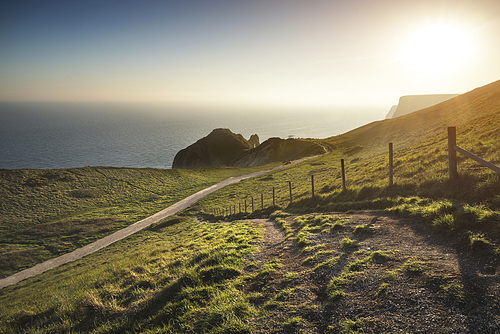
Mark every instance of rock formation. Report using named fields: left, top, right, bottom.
left=172, top=128, right=252, bottom=169
left=172, top=129, right=324, bottom=169
left=248, top=134, right=260, bottom=148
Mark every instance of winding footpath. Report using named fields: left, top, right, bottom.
left=0, top=155, right=318, bottom=290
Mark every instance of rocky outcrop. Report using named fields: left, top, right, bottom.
left=172, top=128, right=252, bottom=169
left=248, top=134, right=260, bottom=148
left=172, top=129, right=324, bottom=169
left=387, top=94, right=458, bottom=119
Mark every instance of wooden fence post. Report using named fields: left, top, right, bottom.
left=341, top=159, right=346, bottom=192
left=389, top=142, right=394, bottom=186
left=311, top=175, right=315, bottom=197
left=288, top=181, right=292, bottom=203
left=261, top=193, right=264, bottom=210
left=251, top=197, right=254, bottom=212
left=448, top=127, right=458, bottom=181
left=239, top=203, right=241, bottom=213
left=244, top=199, right=247, bottom=213
left=272, top=187, right=275, bottom=207
left=233, top=205, right=236, bottom=214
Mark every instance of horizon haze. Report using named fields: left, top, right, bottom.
left=2, top=0, right=500, bottom=112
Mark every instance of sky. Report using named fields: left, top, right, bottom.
left=1, top=0, right=500, bottom=112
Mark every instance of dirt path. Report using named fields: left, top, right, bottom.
left=241, top=213, right=500, bottom=333
left=0, top=155, right=320, bottom=290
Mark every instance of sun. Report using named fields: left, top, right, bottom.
left=399, top=24, right=473, bottom=76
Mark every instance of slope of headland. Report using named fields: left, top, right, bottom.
left=1, top=79, right=500, bottom=333
left=172, top=128, right=325, bottom=169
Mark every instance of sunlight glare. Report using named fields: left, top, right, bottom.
left=400, top=24, right=474, bottom=76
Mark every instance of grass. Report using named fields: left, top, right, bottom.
left=193, top=83, right=500, bottom=250
left=3, top=80, right=500, bottom=332
left=0, top=165, right=270, bottom=277
left=0, top=216, right=262, bottom=333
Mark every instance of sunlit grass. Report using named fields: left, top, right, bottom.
left=0, top=165, right=270, bottom=277
left=0, top=217, right=262, bottom=333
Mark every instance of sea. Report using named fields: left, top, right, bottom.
left=0, top=102, right=383, bottom=169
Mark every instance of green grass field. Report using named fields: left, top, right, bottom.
left=1, top=79, right=500, bottom=333
left=0, top=165, right=272, bottom=278
left=0, top=216, right=262, bottom=333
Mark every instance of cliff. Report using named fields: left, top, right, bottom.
left=386, top=94, right=458, bottom=119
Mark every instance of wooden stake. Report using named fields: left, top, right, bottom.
left=311, top=175, right=315, bottom=197
left=341, top=159, right=346, bottom=192
left=389, top=142, right=394, bottom=186
left=448, top=127, right=458, bottom=181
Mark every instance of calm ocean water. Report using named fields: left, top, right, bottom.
left=0, top=102, right=382, bottom=169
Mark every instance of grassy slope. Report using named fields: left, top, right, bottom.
left=0, top=165, right=272, bottom=277
left=1, top=79, right=500, bottom=333
left=0, top=217, right=262, bottom=333
left=197, top=79, right=500, bottom=217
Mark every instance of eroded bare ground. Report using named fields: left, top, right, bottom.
left=241, top=213, right=500, bottom=333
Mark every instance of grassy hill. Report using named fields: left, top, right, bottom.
left=0, top=165, right=272, bottom=278
left=197, top=79, right=500, bottom=213
left=1, top=79, right=500, bottom=333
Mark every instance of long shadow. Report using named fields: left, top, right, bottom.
left=387, top=213, right=500, bottom=333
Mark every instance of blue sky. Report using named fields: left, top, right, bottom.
left=1, top=0, right=500, bottom=111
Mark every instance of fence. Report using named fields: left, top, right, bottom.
left=210, top=126, right=500, bottom=216
left=447, top=126, right=500, bottom=180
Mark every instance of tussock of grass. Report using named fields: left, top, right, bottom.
left=375, top=283, right=389, bottom=299
left=401, top=257, right=425, bottom=275
left=352, top=224, right=371, bottom=234
left=340, top=238, right=360, bottom=250
left=274, top=217, right=293, bottom=238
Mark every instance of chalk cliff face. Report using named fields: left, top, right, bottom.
left=386, top=94, right=459, bottom=119
left=385, top=105, right=398, bottom=119
left=172, top=129, right=324, bottom=169
left=172, top=128, right=252, bottom=169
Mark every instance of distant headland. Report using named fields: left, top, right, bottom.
left=386, top=94, right=459, bottom=119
